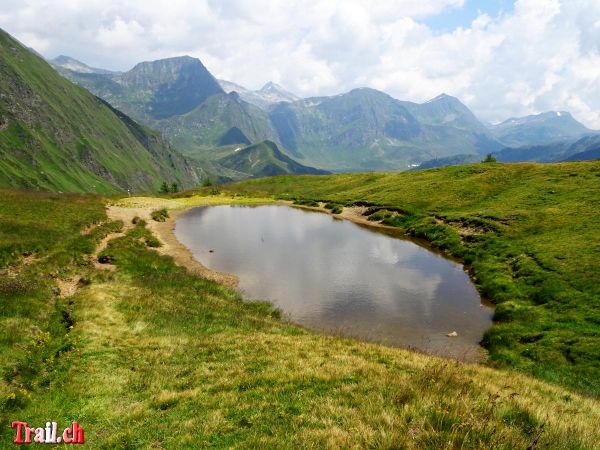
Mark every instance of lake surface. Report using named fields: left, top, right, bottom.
left=175, top=205, right=494, bottom=360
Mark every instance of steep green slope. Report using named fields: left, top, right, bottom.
left=1, top=189, right=599, bottom=448
left=0, top=29, right=208, bottom=193
left=223, top=161, right=600, bottom=396
left=218, top=140, right=328, bottom=178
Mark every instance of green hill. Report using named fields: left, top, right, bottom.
left=0, top=29, right=209, bottom=193
left=217, top=140, right=329, bottom=178
left=223, top=161, right=600, bottom=396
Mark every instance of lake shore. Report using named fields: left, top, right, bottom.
left=108, top=195, right=276, bottom=288
left=110, top=196, right=409, bottom=288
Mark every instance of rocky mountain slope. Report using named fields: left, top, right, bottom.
left=269, top=89, right=502, bottom=171
left=219, top=79, right=300, bottom=109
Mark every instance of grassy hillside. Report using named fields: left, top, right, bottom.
left=218, top=141, right=329, bottom=178
left=0, top=29, right=207, bottom=193
left=1, top=189, right=599, bottom=448
left=222, top=161, right=600, bottom=396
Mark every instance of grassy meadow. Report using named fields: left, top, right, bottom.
left=0, top=160, right=599, bottom=448
left=220, top=161, right=600, bottom=397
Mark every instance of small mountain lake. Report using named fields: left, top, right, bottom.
left=175, top=204, right=494, bottom=361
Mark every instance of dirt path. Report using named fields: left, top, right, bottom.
left=92, top=231, right=125, bottom=271
left=107, top=201, right=239, bottom=288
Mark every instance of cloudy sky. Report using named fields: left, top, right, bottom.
left=2, top=0, right=599, bottom=127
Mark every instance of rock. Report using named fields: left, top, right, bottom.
left=209, top=250, right=214, bottom=253
left=98, top=254, right=114, bottom=264
left=447, top=331, right=458, bottom=337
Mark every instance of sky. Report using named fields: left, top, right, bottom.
left=1, top=0, right=600, bottom=128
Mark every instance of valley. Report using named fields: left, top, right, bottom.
left=1, top=13, right=599, bottom=448
left=50, top=52, right=600, bottom=177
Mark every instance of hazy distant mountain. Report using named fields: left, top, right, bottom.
left=217, top=140, right=328, bottom=178
left=0, top=29, right=209, bottom=193
left=219, top=79, right=300, bottom=109
left=561, top=135, right=600, bottom=161
left=400, top=94, right=492, bottom=134
left=495, top=133, right=600, bottom=163
left=489, top=111, right=594, bottom=147
left=268, top=88, right=502, bottom=171
left=50, top=55, right=117, bottom=75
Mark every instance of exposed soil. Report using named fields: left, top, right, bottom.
left=288, top=202, right=401, bottom=230
left=107, top=204, right=239, bottom=288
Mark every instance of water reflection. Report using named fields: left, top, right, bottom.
left=175, top=205, right=493, bottom=361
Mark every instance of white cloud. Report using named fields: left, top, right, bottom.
left=1, top=0, right=599, bottom=127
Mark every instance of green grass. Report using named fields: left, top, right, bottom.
left=222, top=161, right=600, bottom=397
left=1, top=188, right=599, bottom=448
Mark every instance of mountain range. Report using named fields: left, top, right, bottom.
left=1, top=26, right=597, bottom=195
left=50, top=53, right=598, bottom=174
left=0, top=29, right=325, bottom=193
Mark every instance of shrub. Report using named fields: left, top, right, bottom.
left=151, top=209, right=169, bottom=222
left=293, top=199, right=319, bottom=207
left=145, top=237, right=162, bottom=248
left=159, top=181, right=170, bottom=194
left=482, top=153, right=497, bottom=163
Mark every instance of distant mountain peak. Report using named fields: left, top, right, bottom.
left=490, top=110, right=592, bottom=147
left=50, top=55, right=116, bottom=75
left=425, top=93, right=460, bottom=104
left=217, top=79, right=299, bottom=110
left=258, top=81, right=299, bottom=100
left=260, top=81, right=282, bottom=91
left=128, top=55, right=207, bottom=73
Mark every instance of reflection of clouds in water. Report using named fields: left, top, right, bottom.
left=176, top=205, right=491, bottom=359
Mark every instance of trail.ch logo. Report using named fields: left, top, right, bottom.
left=11, top=421, right=84, bottom=445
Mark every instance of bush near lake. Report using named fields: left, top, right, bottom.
left=223, top=161, right=600, bottom=397
left=151, top=208, right=169, bottom=222
left=1, top=188, right=599, bottom=448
